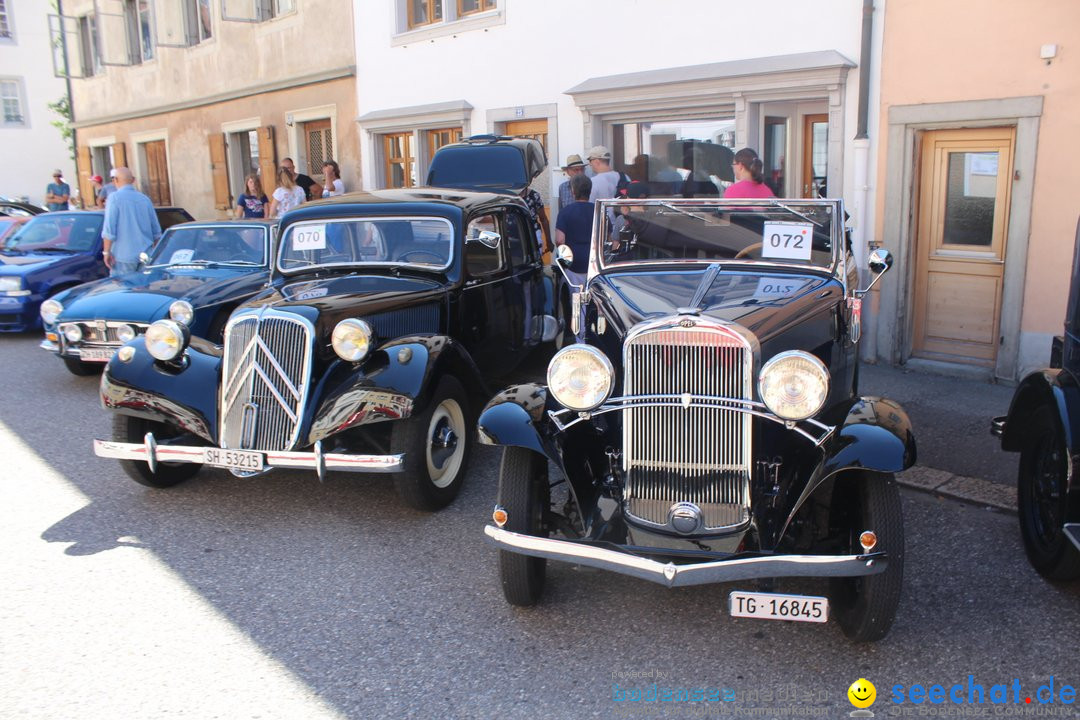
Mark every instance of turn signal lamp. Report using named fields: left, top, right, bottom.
left=859, top=531, right=877, bottom=553
left=492, top=505, right=508, bottom=528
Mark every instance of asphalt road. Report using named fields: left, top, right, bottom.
left=2, top=330, right=1077, bottom=719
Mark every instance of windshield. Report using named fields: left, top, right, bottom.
left=597, top=199, right=837, bottom=270
left=427, top=146, right=528, bottom=189
left=147, top=225, right=267, bottom=267
left=278, top=216, right=454, bottom=273
left=2, top=214, right=103, bottom=253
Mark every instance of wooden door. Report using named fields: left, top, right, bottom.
left=912, top=127, right=1015, bottom=365
left=801, top=114, right=827, bottom=198
left=257, top=125, right=277, bottom=192
left=209, top=133, right=231, bottom=211
left=112, top=141, right=127, bottom=170
left=305, top=118, right=332, bottom=183
left=77, top=145, right=95, bottom=209
left=143, top=140, right=171, bottom=206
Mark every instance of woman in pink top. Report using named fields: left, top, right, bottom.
left=724, top=148, right=776, bottom=199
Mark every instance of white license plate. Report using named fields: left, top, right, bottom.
left=80, top=347, right=116, bottom=362
left=728, top=591, right=829, bottom=623
left=203, top=448, right=264, bottom=472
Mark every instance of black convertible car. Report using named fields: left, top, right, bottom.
left=93, top=189, right=560, bottom=510
left=479, top=198, right=916, bottom=642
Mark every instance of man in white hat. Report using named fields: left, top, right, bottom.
left=557, top=154, right=586, bottom=214
left=586, top=146, right=620, bottom=205
left=97, top=168, right=120, bottom=208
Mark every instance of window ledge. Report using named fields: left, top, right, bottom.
left=392, top=9, right=503, bottom=47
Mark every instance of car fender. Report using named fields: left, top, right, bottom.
left=780, top=396, right=916, bottom=538
left=100, top=336, right=222, bottom=443
left=304, top=335, right=487, bottom=446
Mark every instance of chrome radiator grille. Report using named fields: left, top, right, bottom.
left=623, top=323, right=752, bottom=531
left=220, top=311, right=312, bottom=452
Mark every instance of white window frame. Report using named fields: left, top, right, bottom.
left=0, top=0, right=15, bottom=44
left=0, top=77, right=27, bottom=127
left=221, top=117, right=262, bottom=202
left=358, top=101, right=473, bottom=190
left=392, top=0, right=503, bottom=46
left=221, top=0, right=295, bottom=23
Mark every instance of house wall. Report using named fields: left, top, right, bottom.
left=875, top=0, right=1080, bottom=376
left=0, top=2, right=77, bottom=206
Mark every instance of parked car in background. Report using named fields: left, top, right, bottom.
left=479, top=197, right=916, bottom=642
left=0, top=200, right=47, bottom=217
left=992, top=217, right=1080, bottom=581
left=0, top=207, right=194, bottom=333
left=93, top=189, right=561, bottom=511
left=41, top=220, right=275, bottom=376
left=0, top=215, right=30, bottom=246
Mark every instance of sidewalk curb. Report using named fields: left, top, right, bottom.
left=898, top=465, right=1017, bottom=513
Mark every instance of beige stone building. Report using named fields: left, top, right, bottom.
left=872, top=0, right=1079, bottom=381
left=53, top=0, right=357, bottom=220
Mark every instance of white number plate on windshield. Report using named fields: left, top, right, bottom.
left=761, top=222, right=813, bottom=261
left=204, top=448, right=264, bottom=472
left=729, top=591, right=828, bottom=623
left=80, top=347, right=116, bottom=362
left=293, top=224, right=326, bottom=251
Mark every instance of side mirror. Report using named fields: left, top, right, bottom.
left=138, top=251, right=150, bottom=265
left=856, top=248, right=893, bottom=297
left=556, top=244, right=573, bottom=267
left=467, top=229, right=501, bottom=250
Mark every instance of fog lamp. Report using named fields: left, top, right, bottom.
left=492, top=505, right=508, bottom=528
left=62, top=324, right=83, bottom=343
left=859, top=531, right=877, bottom=553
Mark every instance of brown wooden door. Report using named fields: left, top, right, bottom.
left=77, top=145, right=94, bottom=209
left=257, top=125, right=277, bottom=192
left=112, top=141, right=127, bottom=170
left=912, top=127, right=1015, bottom=365
left=801, top=114, right=827, bottom=198
left=143, top=140, right=171, bottom=206
left=209, top=133, right=231, bottom=211
left=305, top=118, right=332, bottom=184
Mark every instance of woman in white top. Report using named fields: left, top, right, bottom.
left=321, top=160, right=346, bottom=197
left=269, top=166, right=305, bottom=218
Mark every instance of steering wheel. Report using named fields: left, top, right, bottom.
left=398, top=249, right=444, bottom=264
left=734, top=242, right=762, bottom=259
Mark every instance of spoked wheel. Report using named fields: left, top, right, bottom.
left=390, top=376, right=471, bottom=511
left=1018, top=407, right=1080, bottom=580
left=829, top=471, right=904, bottom=642
left=112, top=414, right=203, bottom=488
left=496, top=446, right=550, bottom=606
left=63, top=356, right=103, bottom=376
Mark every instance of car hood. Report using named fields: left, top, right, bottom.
left=592, top=265, right=844, bottom=345
left=57, top=265, right=267, bottom=322
left=0, top=251, right=76, bottom=272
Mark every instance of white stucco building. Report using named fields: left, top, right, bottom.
left=0, top=0, right=76, bottom=207
left=353, top=0, right=882, bottom=273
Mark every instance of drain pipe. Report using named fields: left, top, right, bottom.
left=854, top=0, right=877, bottom=362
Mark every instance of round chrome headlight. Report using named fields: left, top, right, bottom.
left=144, top=319, right=188, bottom=362
left=116, top=323, right=137, bottom=343
left=40, top=299, right=63, bottom=325
left=169, top=300, right=194, bottom=325
left=547, top=345, right=615, bottom=412
left=62, top=324, right=82, bottom=343
left=332, top=318, right=373, bottom=362
left=758, top=351, right=830, bottom=421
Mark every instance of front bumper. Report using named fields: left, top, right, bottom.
left=94, top=434, right=404, bottom=481
left=0, top=293, right=40, bottom=332
left=484, top=525, right=887, bottom=588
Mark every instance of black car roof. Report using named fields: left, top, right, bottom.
left=282, top=187, right=525, bottom=223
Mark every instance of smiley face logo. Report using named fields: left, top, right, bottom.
left=848, top=678, right=876, bottom=708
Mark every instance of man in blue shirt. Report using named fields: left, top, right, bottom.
left=102, top=167, right=161, bottom=276
left=44, top=170, right=70, bottom=211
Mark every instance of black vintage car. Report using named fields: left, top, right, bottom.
left=479, top=198, right=917, bottom=642
left=93, top=189, right=560, bottom=510
left=992, top=217, right=1080, bottom=581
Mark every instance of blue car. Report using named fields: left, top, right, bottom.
left=41, top=219, right=275, bottom=375
left=0, top=208, right=193, bottom=333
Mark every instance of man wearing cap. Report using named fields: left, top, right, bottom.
left=557, top=154, right=586, bottom=214
left=97, top=169, right=119, bottom=208
left=102, top=167, right=161, bottom=276
left=44, top=170, right=71, bottom=211
left=586, top=146, right=620, bottom=205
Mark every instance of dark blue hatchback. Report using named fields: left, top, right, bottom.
left=41, top=219, right=274, bottom=375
